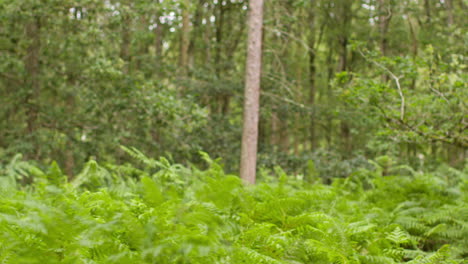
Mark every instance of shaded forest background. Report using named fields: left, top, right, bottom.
left=0, top=0, right=466, bottom=178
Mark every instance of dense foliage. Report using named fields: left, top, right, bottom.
left=1, top=150, right=466, bottom=263
left=1, top=0, right=466, bottom=174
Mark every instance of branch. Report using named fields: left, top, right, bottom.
left=358, top=49, right=405, bottom=121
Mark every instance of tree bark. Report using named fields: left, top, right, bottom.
left=325, top=39, right=334, bottom=149
left=154, top=1, right=164, bottom=76
left=179, top=0, right=190, bottom=73
left=424, top=0, right=431, bottom=24
left=203, top=5, right=212, bottom=65
left=338, top=0, right=352, bottom=155
left=445, top=0, right=454, bottom=26
left=271, top=111, right=279, bottom=146
left=214, top=2, right=225, bottom=77
left=378, top=0, right=391, bottom=57
left=120, top=12, right=131, bottom=74
left=240, top=0, right=264, bottom=184
left=188, top=0, right=205, bottom=68
left=378, top=0, right=392, bottom=82
left=308, top=3, right=317, bottom=151
left=407, top=16, right=418, bottom=90
left=25, top=16, right=41, bottom=159
left=279, top=118, right=289, bottom=153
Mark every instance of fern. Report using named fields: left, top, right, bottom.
left=0, top=154, right=465, bottom=263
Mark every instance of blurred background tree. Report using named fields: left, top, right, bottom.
left=0, top=0, right=466, bottom=178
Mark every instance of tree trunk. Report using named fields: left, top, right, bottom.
left=445, top=0, right=454, bottom=26
left=188, top=0, right=205, bottom=68
left=154, top=2, right=163, bottom=76
left=378, top=0, right=392, bottom=58
left=120, top=12, right=131, bottom=74
left=279, top=118, right=289, bottom=153
left=179, top=0, right=190, bottom=73
left=25, top=16, right=41, bottom=159
left=308, top=3, right=317, bottom=151
left=65, top=141, right=75, bottom=179
left=338, top=0, right=352, bottom=155
left=378, top=0, right=392, bottom=82
left=407, top=16, right=418, bottom=90
left=326, top=41, right=334, bottom=148
left=214, top=2, right=225, bottom=77
left=240, top=0, right=264, bottom=184
left=271, top=111, right=279, bottom=146
left=424, top=0, right=431, bottom=24
left=136, top=15, right=148, bottom=71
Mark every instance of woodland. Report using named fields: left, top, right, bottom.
left=0, top=0, right=467, bottom=263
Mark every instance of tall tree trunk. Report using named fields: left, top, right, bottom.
left=279, top=118, right=289, bottom=153
left=424, top=0, right=431, bottom=24
left=188, top=0, right=205, bottom=68
left=240, top=0, right=264, bottom=184
left=378, top=0, right=392, bottom=82
left=211, top=2, right=226, bottom=115
left=65, top=141, right=75, bottom=179
left=271, top=111, right=279, bottom=146
left=154, top=2, right=163, bottom=58
left=154, top=2, right=163, bottom=75
left=378, top=0, right=392, bottom=57
left=338, top=0, right=352, bottom=155
left=294, top=113, right=300, bottom=155
left=338, top=37, right=348, bottom=73
left=203, top=6, right=212, bottom=65
left=407, top=16, right=418, bottom=90
left=25, top=16, right=41, bottom=159
left=120, top=12, right=131, bottom=74
left=445, top=0, right=454, bottom=26
left=179, top=0, right=190, bottom=73
left=136, top=15, right=148, bottom=71
left=214, top=2, right=225, bottom=77
left=308, top=3, right=317, bottom=151
left=326, top=41, right=334, bottom=148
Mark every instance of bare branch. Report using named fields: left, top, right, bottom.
left=358, top=49, right=405, bottom=121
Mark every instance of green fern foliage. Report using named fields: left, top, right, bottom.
left=0, top=153, right=466, bottom=263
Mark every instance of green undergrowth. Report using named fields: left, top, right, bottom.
left=0, top=149, right=467, bottom=264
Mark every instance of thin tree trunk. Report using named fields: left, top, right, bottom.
left=25, top=16, right=41, bottom=159
left=271, top=111, right=279, bottom=146
left=154, top=9, right=163, bottom=58
left=378, top=0, right=392, bottom=82
left=240, top=0, right=264, bottom=184
left=424, top=0, right=431, bottom=24
left=279, top=119, right=289, bottom=153
left=214, top=2, right=225, bottom=77
left=65, top=141, right=75, bottom=179
left=188, top=0, right=205, bottom=69
left=120, top=12, right=131, bottom=74
left=179, top=0, right=190, bottom=73
left=445, top=0, right=454, bottom=26
left=203, top=3, right=212, bottom=66
left=326, top=41, right=334, bottom=148
left=136, top=15, right=148, bottom=71
left=378, top=0, right=392, bottom=57
left=338, top=37, right=348, bottom=73
left=338, top=0, right=352, bottom=155
left=294, top=113, right=300, bottom=155
left=407, top=16, right=418, bottom=90
left=154, top=3, right=163, bottom=76
left=308, top=3, right=317, bottom=151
